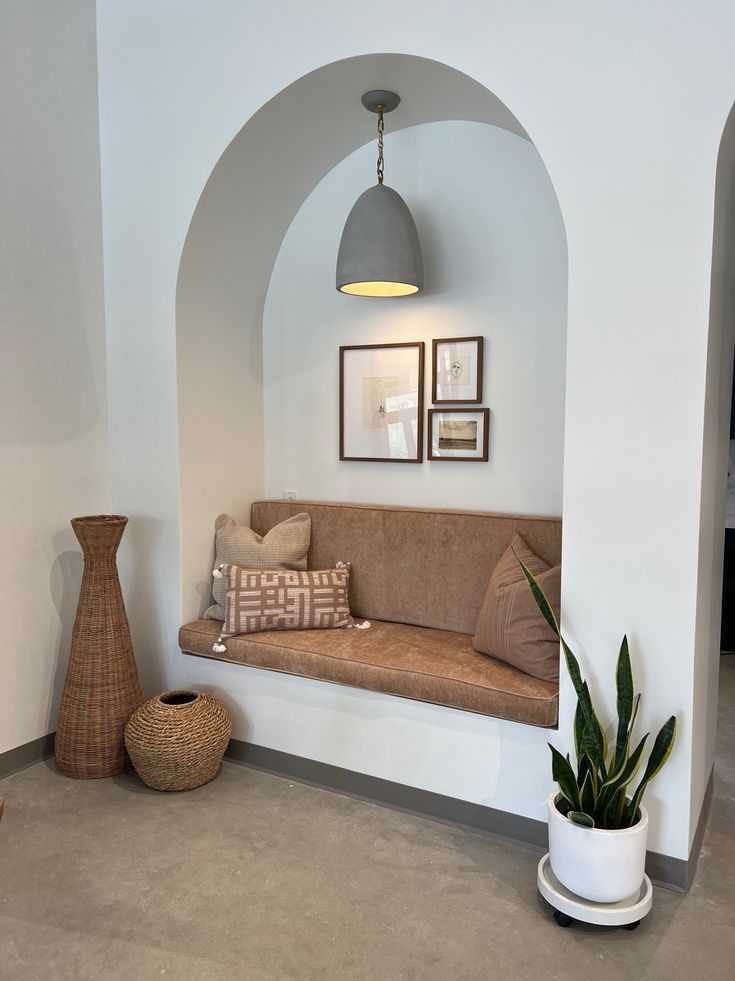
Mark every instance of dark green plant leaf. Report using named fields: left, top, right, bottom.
left=577, top=752, right=598, bottom=798
left=567, top=811, right=595, bottom=828
left=587, top=683, right=609, bottom=777
left=574, top=699, right=585, bottom=760
left=594, top=734, right=648, bottom=826
left=575, top=691, right=595, bottom=759
left=613, top=635, right=634, bottom=773
left=621, top=801, right=641, bottom=827
left=598, top=790, right=621, bottom=830
left=556, top=796, right=572, bottom=817
left=611, top=788, right=626, bottom=829
left=577, top=745, right=590, bottom=784
left=588, top=755, right=599, bottom=798
left=580, top=768, right=596, bottom=814
left=561, top=638, right=606, bottom=769
left=549, top=744, right=581, bottom=812
left=625, top=716, right=677, bottom=826
left=516, top=554, right=560, bottom=636
left=628, top=692, right=641, bottom=738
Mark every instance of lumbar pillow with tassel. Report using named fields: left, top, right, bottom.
left=211, top=561, right=369, bottom=654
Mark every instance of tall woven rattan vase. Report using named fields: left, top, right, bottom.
left=55, top=515, right=143, bottom=779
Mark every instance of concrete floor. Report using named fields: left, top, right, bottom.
left=1, top=661, right=734, bottom=981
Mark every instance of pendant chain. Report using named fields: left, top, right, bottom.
left=377, top=108, right=385, bottom=185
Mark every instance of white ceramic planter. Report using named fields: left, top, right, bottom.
left=547, top=792, right=649, bottom=903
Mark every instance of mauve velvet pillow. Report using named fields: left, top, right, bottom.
left=472, top=532, right=561, bottom=682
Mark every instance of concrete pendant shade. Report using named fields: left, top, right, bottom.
left=336, top=184, right=423, bottom=296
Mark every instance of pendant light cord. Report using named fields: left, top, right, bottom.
left=377, top=107, right=384, bottom=185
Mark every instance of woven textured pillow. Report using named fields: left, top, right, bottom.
left=472, top=532, right=561, bottom=682
left=216, top=563, right=354, bottom=641
left=204, top=512, right=311, bottom=620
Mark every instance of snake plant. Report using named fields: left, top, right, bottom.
left=518, top=557, right=677, bottom=830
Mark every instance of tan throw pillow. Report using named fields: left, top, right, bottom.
left=204, top=512, right=311, bottom=620
left=472, top=532, right=561, bottom=682
left=217, top=563, right=354, bottom=639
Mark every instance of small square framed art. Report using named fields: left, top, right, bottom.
left=428, top=408, right=489, bottom=461
left=432, top=335, right=483, bottom=404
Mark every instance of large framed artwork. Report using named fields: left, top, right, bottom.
left=428, top=408, right=490, bottom=461
left=432, top=335, right=483, bottom=404
left=339, top=342, right=425, bottom=463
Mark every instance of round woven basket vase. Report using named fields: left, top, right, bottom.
left=124, top=690, right=232, bottom=791
left=55, top=515, right=143, bottom=779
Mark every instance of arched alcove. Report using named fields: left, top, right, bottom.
left=176, top=53, right=568, bottom=621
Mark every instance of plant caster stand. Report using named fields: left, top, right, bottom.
left=552, top=910, right=574, bottom=928
left=538, top=855, right=652, bottom=930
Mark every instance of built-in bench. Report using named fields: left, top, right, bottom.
left=179, top=501, right=562, bottom=727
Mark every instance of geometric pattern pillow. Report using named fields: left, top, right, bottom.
left=204, top=512, right=311, bottom=620
left=216, top=563, right=354, bottom=642
left=472, top=532, right=561, bottom=682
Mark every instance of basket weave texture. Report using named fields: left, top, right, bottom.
left=55, top=515, right=143, bottom=779
left=124, top=690, right=232, bottom=791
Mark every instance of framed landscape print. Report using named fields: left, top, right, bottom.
left=432, top=335, right=483, bottom=404
left=428, top=408, right=489, bottom=461
left=340, top=342, right=425, bottom=463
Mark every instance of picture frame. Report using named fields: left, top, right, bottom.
left=339, top=342, right=425, bottom=463
left=432, top=335, right=484, bottom=404
left=428, top=408, right=490, bottom=461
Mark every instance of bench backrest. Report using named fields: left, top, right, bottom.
left=251, top=500, right=562, bottom=635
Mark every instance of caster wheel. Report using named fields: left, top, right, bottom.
left=553, top=910, right=574, bottom=928
left=623, top=920, right=641, bottom=931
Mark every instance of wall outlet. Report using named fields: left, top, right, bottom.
left=283, top=489, right=299, bottom=502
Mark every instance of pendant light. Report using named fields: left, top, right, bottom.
left=336, top=90, right=423, bottom=297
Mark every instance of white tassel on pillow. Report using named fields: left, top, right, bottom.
left=335, top=561, right=367, bottom=627
left=212, top=567, right=227, bottom=649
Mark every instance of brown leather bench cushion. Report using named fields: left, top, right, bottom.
left=179, top=618, right=558, bottom=727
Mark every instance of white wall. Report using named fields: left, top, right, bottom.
left=264, top=121, right=566, bottom=513
left=690, top=102, right=735, bottom=845
left=173, top=650, right=556, bottom=823
left=97, top=1, right=735, bottom=860
left=0, top=0, right=108, bottom=754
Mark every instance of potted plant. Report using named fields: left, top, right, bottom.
left=518, top=557, right=677, bottom=903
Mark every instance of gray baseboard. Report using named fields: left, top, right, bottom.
left=226, top=738, right=713, bottom=893
left=679, top=765, right=714, bottom=891
left=645, top=766, right=713, bottom=892
left=0, top=732, right=55, bottom=780
left=226, top=737, right=549, bottom=849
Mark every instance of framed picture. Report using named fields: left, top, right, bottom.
left=340, top=342, right=425, bottom=463
left=432, top=335, right=483, bottom=404
left=428, top=408, right=489, bottom=461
